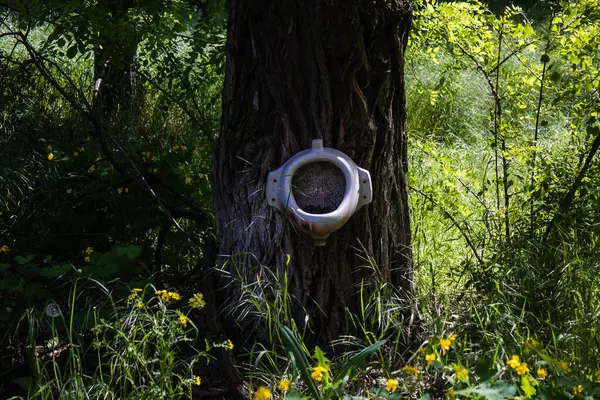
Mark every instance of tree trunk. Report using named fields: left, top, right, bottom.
left=213, top=0, right=416, bottom=343
left=92, top=0, right=142, bottom=122
left=94, top=41, right=140, bottom=121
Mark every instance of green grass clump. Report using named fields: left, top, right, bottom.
left=15, top=280, right=226, bottom=400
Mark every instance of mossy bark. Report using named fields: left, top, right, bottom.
left=213, top=0, right=418, bottom=343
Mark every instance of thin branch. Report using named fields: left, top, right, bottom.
left=410, top=186, right=484, bottom=266
left=544, top=129, right=600, bottom=241
left=136, top=68, right=204, bottom=128
left=530, top=60, right=547, bottom=230
left=455, top=42, right=497, bottom=98
left=489, top=40, right=536, bottom=75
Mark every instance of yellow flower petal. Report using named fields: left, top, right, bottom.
left=386, top=378, right=399, bottom=393
left=277, top=379, right=290, bottom=391
left=254, top=386, right=271, bottom=400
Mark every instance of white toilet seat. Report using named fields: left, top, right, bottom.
left=267, top=140, right=372, bottom=245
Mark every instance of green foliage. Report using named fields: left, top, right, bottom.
left=277, top=324, right=387, bottom=400
left=0, top=245, right=146, bottom=328
left=16, top=281, right=215, bottom=399
left=2, top=0, right=600, bottom=398
left=408, top=0, right=600, bottom=372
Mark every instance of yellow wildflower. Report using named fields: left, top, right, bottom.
left=524, top=338, right=539, bottom=350
left=181, top=145, right=188, bottom=152
left=226, top=339, right=234, bottom=350
left=254, top=386, right=271, bottom=400
left=47, top=153, right=54, bottom=161
left=185, top=177, right=192, bottom=184
left=85, top=247, right=94, bottom=255
left=189, top=293, right=206, bottom=309
left=84, top=256, right=91, bottom=263
left=311, top=366, right=327, bottom=382
left=507, top=355, right=521, bottom=369
left=446, top=388, right=456, bottom=399
left=47, top=145, right=53, bottom=151
left=440, top=338, right=452, bottom=355
left=537, top=368, right=548, bottom=379
left=155, top=290, right=174, bottom=302
left=118, top=188, right=123, bottom=194
left=558, top=360, right=570, bottom=372
left=95, top=156, right=102, bottom=161
left=127, top=288, right=143, bottom=304
left=516, top=362, right=530, bottom=375
left=179, top=313, right=188, bottom=328
left=79, top=146, right=85, bottom=152
left=193, top=376, right=201, bottom=386
left=425, top=353, right=436, bottom=365
left=73, top=151, right=79, bottom=157
left=277, top=378, right=290, bottom=391
left=173, top=145, right=180, bottom=151
left=402, top=365, right=419, bottom=377
left=169, top=291, right=181, bottom=301
left=66, top=188, right=72, bottom=194
left=0, top=245, right=9, bottom=254
left=386, top=378, right=399, bottom=393
left=455, top=366, right=469, bottom=382
left=88, top=166, right=95, bottom=173
left=135, top=302, right=143, bottom=309
left=449, top=334, right=458, bottom=342
left=573, top=384, right=583, bottom=396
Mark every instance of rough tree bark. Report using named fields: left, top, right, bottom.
left=213, top=0, right=416, bottom=343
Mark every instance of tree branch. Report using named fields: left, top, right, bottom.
left=410, top=186, right=484, bottom=266
left=544, top=128, right=600, bottom=240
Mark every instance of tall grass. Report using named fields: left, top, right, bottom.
left=11, top=279, right=211, bottom=400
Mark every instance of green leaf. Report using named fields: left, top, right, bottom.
left=15, top=255, right=35, bottom=265
left=549, top=71, right=561, bottom=82
left=524, top=24, right=534, bottom=36
left=474, top=357, right=495, bottom=381
left=39, top=264, right=70, bottom=278
left=313, top=346, right=329, bottom=369
left=126, top=245, right=142, bottom=259
left=456, top=382, right=517, bottom=399
left=587, top=125, right=600, bottom=137
left=11, top=376, right=32, bottom=392
left=521, top=375, right=536, bottom=398
left=284, top=391, right=304, bottom=400
left=280, top=325, right=322, bottom=400
left=372, top=388, right=402, bottom=399
left=333, top=340, right=386, bottom=383
left=66, top=44, right=78, bottom=59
